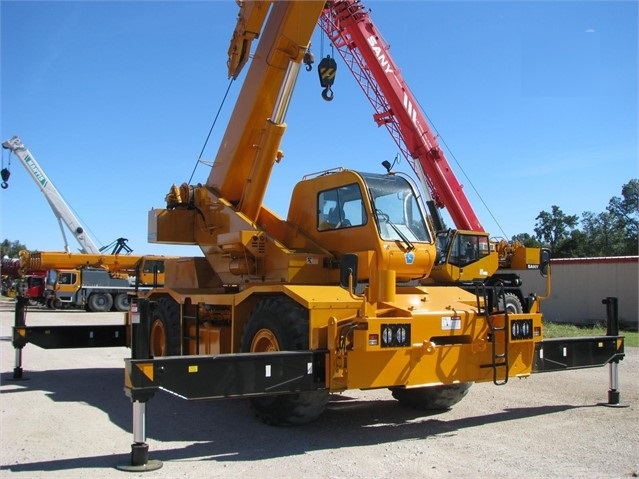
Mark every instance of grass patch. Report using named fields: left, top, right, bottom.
left=543, top=322, right=638, bottom=347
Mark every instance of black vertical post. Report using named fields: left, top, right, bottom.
left=117, top=298, right=162, bottom=472
left=600, top=297, right=627, bottom=408
left=10, top=296, right=29, bottom=380
left=604, top=297, right=619, bottom=336
left=131, top=298, right=151, bottom=361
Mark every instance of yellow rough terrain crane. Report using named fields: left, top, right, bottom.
left=9, top=5, right=624, bottom=469
left=120, top=0, right=623, bottom=428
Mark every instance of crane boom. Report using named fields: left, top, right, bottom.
left=207, top=0, right=326, bottom=222
left=319, top=1, right=483, bottom=232
left=2, top=136, right=101, bottom=254
left=18, top=250, right=149, bottom=275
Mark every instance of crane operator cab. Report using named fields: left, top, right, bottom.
left=288, top=169, right=436, bottom=284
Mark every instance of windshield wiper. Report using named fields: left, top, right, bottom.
left=376, top=209, right=414, bottom=251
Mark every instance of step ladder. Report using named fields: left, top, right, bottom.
left=475, top=282, right=509, bottom=385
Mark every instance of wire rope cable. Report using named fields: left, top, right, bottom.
left=188, top=78, right=235, bottom=185
left=415, top=97, right=509, bottom=238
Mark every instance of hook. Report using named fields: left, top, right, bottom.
left=1, top=167, right=9, bottom=188
left=322, top=87, right=334, bottom=102
left=303, top=49, right=314, bottom=72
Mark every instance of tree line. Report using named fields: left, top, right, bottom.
left=514, top=179, right=638, bottom=258
left=1, top=239, right=27, bottom=259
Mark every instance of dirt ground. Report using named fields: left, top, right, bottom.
left=1, top=299, right=637, bottom=479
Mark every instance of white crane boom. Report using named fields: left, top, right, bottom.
left=2, top=136, right=101, bottom=254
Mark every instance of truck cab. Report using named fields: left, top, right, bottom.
left=44, top=267, right=131, bottom=311
left=44, top=268, right=81, bottom=308
left=288, top=169, right=436, bottom=284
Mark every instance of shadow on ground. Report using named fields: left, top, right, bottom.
left=1, top=366, right=587, bottom=474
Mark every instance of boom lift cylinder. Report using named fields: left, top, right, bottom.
left=238, top=59, right=302, bottom=221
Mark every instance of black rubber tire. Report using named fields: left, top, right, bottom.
left=241, top=296, right=329, bottom=426
left=499, top=292, right=524, bottom=314
left=390, top=382, right=473, bottom=410
left=114, top=293, right=130, bottom=312
left=149, top=297, right=181, bottom=356
left=46, top=298, right=55, bottom=309
left=88, top=293, right=113, bottom=312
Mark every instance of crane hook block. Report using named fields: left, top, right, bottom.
left=318, top=55, right=337, bottom=101
left=1, top=168, right=10, bottom=189
left=303, top=49, right=314, bottom=72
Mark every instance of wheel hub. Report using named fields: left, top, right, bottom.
left=150, top=320, right=167, bottom=356
left=251, top=328, right=280, bottom=352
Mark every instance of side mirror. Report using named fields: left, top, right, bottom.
left=539, top=248, right=551, bottom=278
left=339, top=254, right=359, bottom=292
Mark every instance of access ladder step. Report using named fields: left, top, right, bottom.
left=481, top=362, right=508, bottom=369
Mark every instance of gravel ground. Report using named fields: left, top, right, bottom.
left=1, top=299, right=637, bottom=479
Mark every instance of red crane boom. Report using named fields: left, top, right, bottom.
left=320, top=0, right=483, bottom=232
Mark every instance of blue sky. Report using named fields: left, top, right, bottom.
left=1, top=0, right=637, bottom=257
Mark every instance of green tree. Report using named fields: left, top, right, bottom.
left=0, top=239, right=28, bottom=258
left=553, top=229, right=590, bottom=258
left=580, top=210, right=627, bottom=256
left=534, top=205, right=579, bottom=254
left=606, top=179, right=638, bottom=255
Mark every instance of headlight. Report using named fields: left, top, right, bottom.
left=380, top=323, right=411, bottom=348
left=511, top=319, right=533, bottom=340
left=396, top=326, right=407, bottom=344
left=382, top=326, right=393, bottom=345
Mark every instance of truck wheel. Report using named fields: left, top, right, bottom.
left=390, top=382, right=472, bottom=410
left=88, top=293, right=113, bottom=312
left=114, top=293, right=130, bottom=312
left=149, top=297, right=180, bottom=356
left=46, top=298, right=56, bottom=309
left=241, top=296, right=329, bottom=426
left=498, top=292, right=523, bottom=314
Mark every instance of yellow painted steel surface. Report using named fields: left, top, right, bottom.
left=20, top=250, right=145, bottom=273
left=148, top=282, right=541, bottom=391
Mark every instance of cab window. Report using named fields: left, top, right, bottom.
left=448, top=234, right=490, bottom=267
left=58, top=272, right=76, bottom=285
left=317, top=183, right=366, bottom=231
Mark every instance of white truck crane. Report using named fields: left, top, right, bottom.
left=2, top=135, right=101, bottom=254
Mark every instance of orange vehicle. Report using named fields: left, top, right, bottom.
left=10, top=4, right=624, bottom=454
left=117, top=0, right=622, bottom=431
left=18, top=250, right=168, bottom=311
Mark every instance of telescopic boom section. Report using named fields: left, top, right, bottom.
left=320, top=1, right=483, bottom=232
left=209, top=0, right=326, bottom=222
left=2, top=136, right=101, bottom=254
